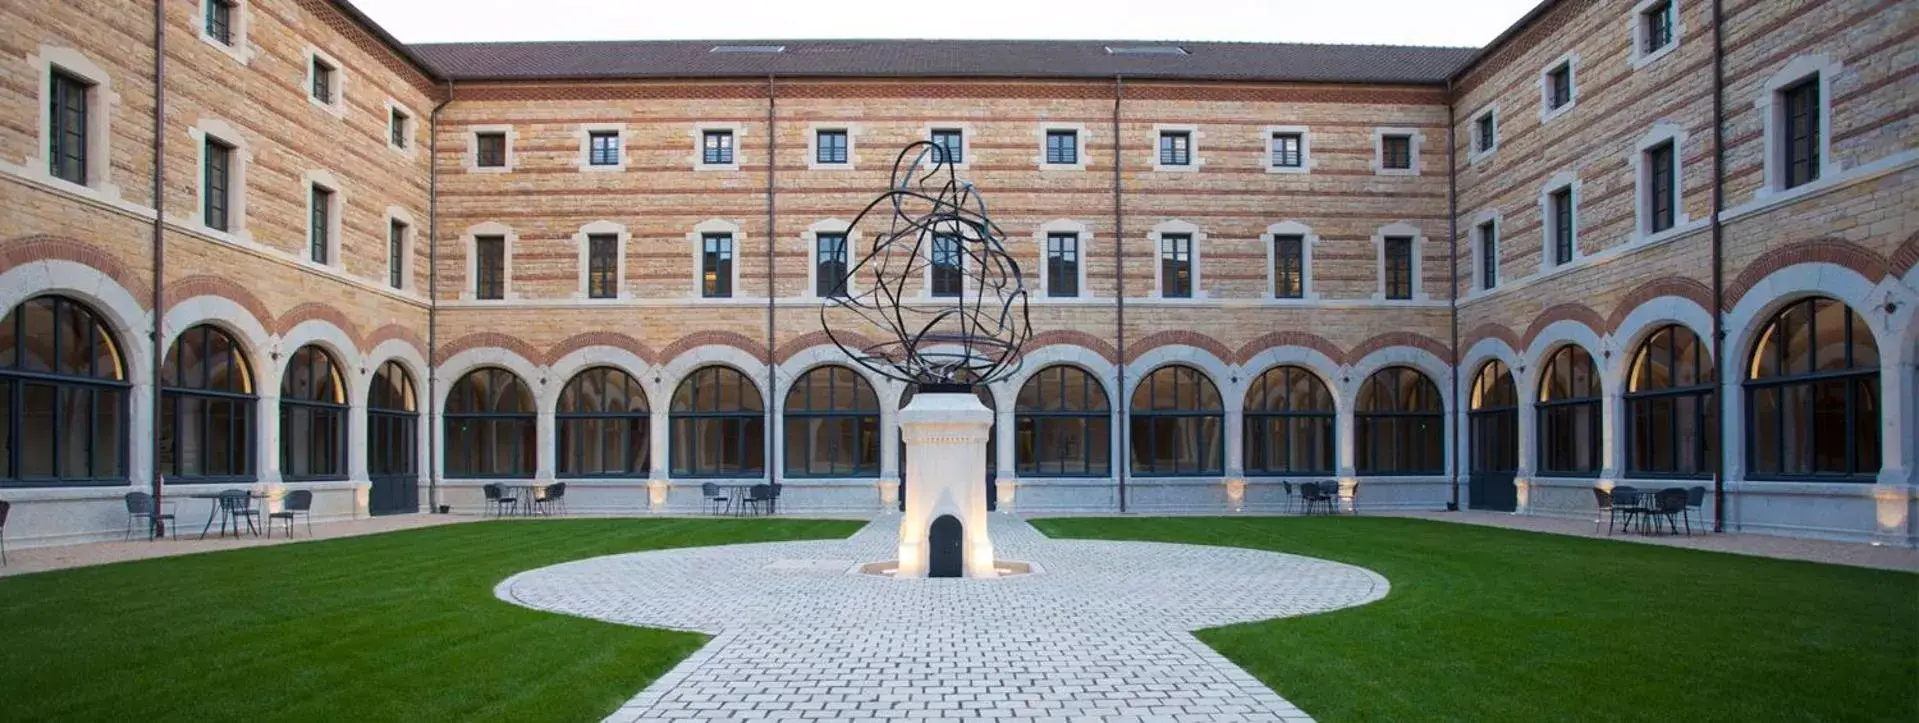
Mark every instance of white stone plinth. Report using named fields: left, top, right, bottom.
left=897, top=392, right=998, bottom=578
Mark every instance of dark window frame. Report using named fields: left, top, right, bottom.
left=816, top=232, right=849, bottom=298
left=1643, top=0, right=1674, bottom=52
left=782, top=366, right=881, bottom=478
left=1536, top=345, right=1603, bottom=477
left=1159, top=233, right=1193, bottom=298
left=557, top=367, right=650, bottom=479
left=702, top=233, right=734, bottom=298
left=203, top=137, right=233, bottom=232
left=308, top=184, right=332, bottom=265
left=1550, top=186, right=1575, bottom=265
left=310, top=56, right=335, bottom=104
left=930, top=128, right=963, bottom=164
left=1242, top=365, right=1336, bottom=476
left=1383, top=236, right=1414, bottom=300
left=702, top=129, right=734, bottom=165
left=475, top=132, right=507, bottom=168
left=474, top=235, right=505, bottom=300
left=1045, top=232, right=1080, bottom=298
left=1478, top=221, right=1498, bottom=290
left=1158, top=130, right=1192, bottom=166
left=0, top=295, right=131, bottom=487
left=159, top=324, right=257, bottom=484
left=1782, top=76, right=1821, bottom=189
left=48, top=69, right=90, bottom=185
left=1744, top=297, right=1880, bottom=482
left=1381, top=134, right=1412, bottom=170
left=588, top=130, right=621, bottom=166
left=1128, top=365, right=1224, bottom=477
left=1015, top=365, right=1112, bottom=478
left=1625, top=324, right=1717, bottom=479
left=389, top=107, right=408, bottom=149
left=1356, top=367, right=1445, bottom=476
left=1469, top=361, right=1519, bottom=476
left=387, top=219, right=407, bottom=290
left=278, top=345, right=348, bottom=481
left=1647, top=140, right=1676, bottom=233
left=443, top=368, right=536, bottom=479
left=206, top=0, right=235, bottom=45
left=815, top=129, right=849, bottom=165
left=1270, top=133, right=1303, bottom=168
left=587, top=233, right=618, bottom=299
left=1045, top=129, right=1078, bottom=165
left=1474, top=111, right=1496, bottom=153
left=930, top=234, right=964, bottom=297
left=669, top=366, right=766, bottom=479
left=367, top=361, right=417, bottom=481
left=1272, top=234, right=1304, bottom=299
left=1546, top=63, right=1573, bottom=110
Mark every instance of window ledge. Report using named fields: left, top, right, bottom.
left=1630, top=43, right=1679, bottom=70
left=1374, top=167, right=1419, bottom=177
left=1265, top=165, right=1309, bottom=175
left=198, top=33, right=254, bottom=66
left=693, top=162, right=741, bottom=172
left=1539, top=100, right=1576, bottom=125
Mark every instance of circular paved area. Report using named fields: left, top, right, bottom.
left=497, top=514, right=1388, bottom=723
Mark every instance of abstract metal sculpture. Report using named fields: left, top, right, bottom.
left=821, top=141, right=1032, bottom=387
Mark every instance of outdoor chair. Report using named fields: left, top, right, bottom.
left=1347, top=482, right=1360, bottom=515
left=701, top=482, right=731, bottom=516
left=1683, top=486, right=1706, bottom=535
left=123, top=491, right=176, bottom=541
left=1651, top=488, right=1689, bottom=535
left=535, top=483, right=568, bottom=516
left=1592, top=487, right=1616, bottom=534
left=268, top=490, right=313, bottom=539
left=769, top=482, right=783, bottom=515
left=743, top=484, right=772, bottom=516
left=1281, top=481, right=1296, bottom=514
left=0, top=499, right=10, bottom=566
left=482, top=483, right=517, bottom=518
left=1300, top=482, right=1335, bottom=515
left=215, top=489, right=260, bottom=538
left=1609, top=485, right=1643, bottom=533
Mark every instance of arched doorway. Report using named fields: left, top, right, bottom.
left=899, top=381, right=997, bottom=511
left=928, top=514, right=964, bottom=578
left=1468, top=360, right=1517, bottom=511
left=367, top=361, right=418, bottom=515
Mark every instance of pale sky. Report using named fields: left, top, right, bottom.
left=357, top=0, right=1542, bottom=48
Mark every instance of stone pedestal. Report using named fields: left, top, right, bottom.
left=897, top=392, right=998, bottom=578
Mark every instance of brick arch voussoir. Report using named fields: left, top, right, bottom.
left=1, top=235, right=153, bottom=307
left=163, top=275, right=274, bottom=332
left=435, top=332, right=543, bottom=367
left=658, top=330, right=770, bottom=365
left=1231, top=331, right=1344, bottom=366
left=775, top=330, right=878, bottom=364
left=1520, top=303, right=1607, bottom=351
left=1461, top=323, right=1522, bottom=357
left=1723, top=239, right=1893, bottom=310
left=364, top=323, right=428, bottom=360
left=1606, top=276, right=1714, bottom=332
left=1888, top=231, right=1919, bottom=279
left=275, top=302, right=366, bottom=350
left=1343, top=331, right=1454, bottom=366
left=546, top=331, right=659, bottom=367
left=1018, top=330, right=1119, bottom=364
left=1121, top=330, right=1233, bottom=365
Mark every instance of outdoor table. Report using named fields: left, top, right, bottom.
left=505, top=483, right=544, bottom=516
left=1613, top=488, right=1678, bottom=534
left=188, top=490, right=273, bottom=540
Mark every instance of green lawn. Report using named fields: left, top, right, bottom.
left=0, top=518, right=861, bottom=723
left=1034, top=516, right=1919, bottom=723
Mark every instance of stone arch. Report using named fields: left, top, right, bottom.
left=1234, top=345, right=1347, bottom=415
left=278, top=318, right=364, bottom=408
left=1608, top=294, right=1715, bottom=384
left=545, top=344, right=658, bottom=417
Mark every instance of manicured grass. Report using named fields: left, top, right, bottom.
left=0, top=518, right=861, bottom=723
left=1033, top=516, right=1918, bottom=723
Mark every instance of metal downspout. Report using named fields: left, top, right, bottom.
left=1710, top=0, right=1727, bottom=532
left=765, top=76, right=778, bottom=487
left=1446, top=80, right=1461, bottom=512
left=149, top=0, right=168, bottom=535
left=427, top=79, right=452, bottom=513
left=1112, top=76, right=1127, bottom=513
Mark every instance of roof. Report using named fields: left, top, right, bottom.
left=406, top=39, right=1479, bottom=84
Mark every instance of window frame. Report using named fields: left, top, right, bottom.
left=1630, top=0, right=1682, bottom=68
left=1156, top=129, right=1193, bottom=169
left=307, top=182, right=335, bottom=266
left=1267, top=130, right=1306, bottom=172
left=586, top=233, right=619, bottom=299
left=1355, top=366, right=1446, bottom=476
left=305, top=48, right=344, bottom=115
left=1045, top=232, right=1081, bottom=298
left=702, top=232, right=735, bottom=299
left=1014, top=365, right=1112, bottom=478
left=1272, top=234, right=1305, bottom=299
left=929, top=127, right=964, bottom=165
left=1646, top=139, right=1677, bottom=233
left=387, top=217, right=409, bottom=290
left=669, top=366, right=766, bottom=479
left=203, top=136, right=234, bottom=233
left=1625, top=324, right=1717, bottom=479
left=586, top=129, right=623, bottom=168
left=0, top=295, right=132, bottom=487
left=1535, top=345, right=1604, bottom=477
left=443, top=368, right=536, bottom=479
left=781, top=366, right=881, bottom=479
left=1476, top=219, right=1499, bottom=292
left=474, top=234, right=506, bottom=300
left=1041, top=127, right=1086, bottom=169
left=472, top=130, right=510, bottom=170
left=1157, top=232, right=1194, bottom=299
left=1382, top=235, right=1415, bottom=300
left=1780, top=76, right=1821, bottom=190
left=815, top=231, right=850, bottom=299
left=1128, top=365, right=1224, bottom=477
left=1743, top=297, right=1881, bottom=482
left=702, top=129, right=735, bottom=166
left=812, top=127, right=851, bottom=167
left=1469, top=105, right=1499, bottom=162
left=159, top=324, right=257, bottom=484
left=1373, top=128, right=1421, bottom=175
left=556, top=367, right=651, bottom=479
left=1242, top=365, right=1336, bottom=476
left=278, top=345, right=348, bottom=482
left=47, top=68, right=91, bottom=186
left=1547, top=183, right=1577, bottom=267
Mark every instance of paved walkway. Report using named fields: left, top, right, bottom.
left=0, top=514, right=469, bottom=577
left=497, top=514, right=1389, bottom=723
left=1378, top=510, right=1919, bottom=572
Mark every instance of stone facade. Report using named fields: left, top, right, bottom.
left=0, top=0, right=1913, bottom=548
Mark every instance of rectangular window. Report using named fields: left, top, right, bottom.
left=1381, top=134, right=1411, bottom=170
left=390, top=108, right=409, bottom=149
left=1270, top=133, right=1302, bottom=168
left=1474, top=112, right=1496, bottom=153
left=589, top=131, right=620, bottom=166
left=1159, top=234, right=1193, bottom=298
left=1046, top=233, right=1079, bottom=297
left=388, top=220, right=407, bottom=289
left=816, top=233, right=849, bottom=298
left=931, top=128, right=963, bottom=164
left=308, top=186, right=332, bottom=264
left=475, top=235, right=505, bottom=300
left=702, top=130, right=734, bottom=165
left=48, top=70, right=90, bottom=185
left=1782, top=77, right=1821, bottom=189
left=1551, top=187, right=1575, bottom=265
left=1478, top=222, right=1498, bottom=290
left=1273, top=235, right=1303, bottom=298
left=815, top=130, right=848, bottom=164
left=311, top=58, right=334, bottom=104
left=1384, top=236, right=1413, bottom=300
left=1647, top=140, right=1676, bottom=233
left=1644, top=1, right=1674, bottom=51
left=587, top=234, right=618, bottom=299
left=1158, top=131, right=1191, bottom=166
left=206, top=0, right=234, bottom=45
left=931, top=234, right=963, bottom=297
left=1045, top=129, right=1078, bottom=165
left=1547, top=64, right=1572, bottom=109
left=475, top=132, right=506, bottom=167
left=203, top=138, right=232, bottom=232
left=702, top=233, right=733, bottom=298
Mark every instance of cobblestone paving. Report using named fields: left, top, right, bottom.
left=496, top=514, right=1388, bottom=723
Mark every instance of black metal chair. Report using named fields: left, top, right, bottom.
left=1592, top=487, right=1616, bottom=534
left=1683, top=485, right=1707, bottom=535
left=0, top=499, right=10, bottom=566
left=268, top=490, right=314, bottom=538
left=124, top=491, right=176, bottom=541
left=1281, top=481, right=1296, bottom=514
left=1300, top=482, right=1335, bottom=515
left=216, top=489, right=260, bottom=538
left=743, top=484, right=772, bottom=516
left=1609, top=485, right=1643, bottom=533
left=535, top=482, right=567, bottom=516
left=768, top=482, right=783, bottom=515
left=1651, top=487, right=1689, bottom=535
left=482, top=483, right=517, bottom=518
left=701, top=482, right=731, bottom=516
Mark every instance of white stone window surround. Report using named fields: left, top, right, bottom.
left=301, top=169, right=345, bottom=270
left=1537, top=170, right=1582, bottom=272
left=806, top=123, right=858, bottom=170
left=922, top=122, right=974, bottom=170
left=465, top=125, right=518, bottom=173
left=1755, top=54, right=1842, bottom=199
left=1148, top=219, right=1206, bottom=300
left=1261, top=221, right=1319, bottom=301
left=304, top=46, right=346, bottom=118
left=1036, top=123, right=1093, bottom=171
left=687, top=219, right=747, bottom=299
left=197, top=0, right=256, bottom=65
left=576, top=123, right=628, bottom=172
left=1371, top=127, right=1423, bottom=176
left=384, top=98, right=417, bottom=157
left=462, top=221, right=518, bottom=301
left=27, top=45, right=121, bottom=201
left=1035, top=219, right=1095, bottom=300
left=1151, top=124, right=1204, bottom=173
left=1628, top=121, right=1692, bottom=244
left=1468, top=103, right=1499, bottom=164
left=691, top=122, right=745, bottom=172
left=385, top=206, right=416, bottom=292
left=1628, top=0, right=1684, bottom=70
left=187, top=117, right=252, bottom=242
left=802, top=218, right=859, bottom=299
left=1371, top=222, right=1429, bottom=302
left=1538, top=52, right=1579, bottom=124
left=573, top=220, right=631, bottom=300
left=1467, top=210, right=1502, bottom=296
left=1261, top=126, right=1312, bottom=174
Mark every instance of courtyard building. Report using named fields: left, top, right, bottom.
left=0, top=0, right=1914, bottom=548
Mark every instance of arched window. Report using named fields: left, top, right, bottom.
left=367, top=361, right=418, bottom=511
left=1468, top=360, right=1518, bottom=476
left=161, top=324, right=255, bottom=481
left=1, top=295, right=128, bottom=485
left=1015, top=365, right=1111, bottom=477
left=558, top=367, right=650, bottom=478
left=444, top=368, right=534, bottom=478
left=1746, top=297, right=1879, bottom=480
left=670, top=366, right=765, bottom=478
left=1356, top=366, right=1443, bottom=475
left=783, top=366, right=879, bottom=477
left=1537, top=346, right=1601, bottom=475
left=1129, top=365, right=1223, bottom=476
left=1627, top=325, right=1715, bottom=477
left=1242, top=365, right=1334, bottom=475
left=280, top=345, right=347, bottom=480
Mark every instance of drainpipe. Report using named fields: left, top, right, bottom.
left=1710, top=0, right=1727, bottom=533
left=765, top=75, right=778, bottom=487
left=427, top=79, right=452, bottom=514
left=149, top=0, right=168, bottom=536
left=1446, top=79, right=1461, bottom=512
left=1112, top=75, right=1127, bottom=513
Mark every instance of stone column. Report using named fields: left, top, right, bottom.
left=897, top=392, right=997, bottom=578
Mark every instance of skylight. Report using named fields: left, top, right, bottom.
left=1104, top=46, right=1190, bottom=56
left=710, top=45, right=786, bottom=53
